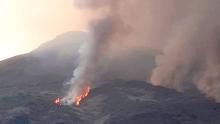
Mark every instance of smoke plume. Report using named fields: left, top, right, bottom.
left=151, top=0, right=220, bottom=101
left=62, top=0, right=220, bottom=104
left=61, top=0, right=124, bottom=104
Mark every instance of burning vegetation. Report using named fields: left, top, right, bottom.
left=75, top=85, right=91, bottom=106
left=54, top=97, right=61, bottom=105
left=54, top=85, right=91, bottom=107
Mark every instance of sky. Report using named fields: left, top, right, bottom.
left=0, top=0, right=89, bottom=61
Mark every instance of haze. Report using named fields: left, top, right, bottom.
left=0, top=0, right=90, bottom=61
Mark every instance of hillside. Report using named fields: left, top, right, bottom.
left=0, top=31, right=219, bottom=124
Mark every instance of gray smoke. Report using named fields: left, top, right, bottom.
left=61, top=0, right=124, bottom=104
left=151, top=0, right=220, bottom=102
left=62, top=0, right=220, bottom=104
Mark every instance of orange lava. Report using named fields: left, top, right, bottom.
left=75, top=85, right=91, bottom=106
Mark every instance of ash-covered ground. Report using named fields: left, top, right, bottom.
left=0, top=32, right=220, bottom=124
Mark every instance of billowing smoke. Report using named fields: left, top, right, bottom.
left=62, top=0, right=220, bottom=104
left=151, top=0, right=220, bottom=101
left=61, top=0, right=124, bottom=105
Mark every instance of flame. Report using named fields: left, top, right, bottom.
left=75, top=85, right=91, bottom=106
left=54, top=97, right=61, bottom=105
left=53, top=85, right=91, bottom=107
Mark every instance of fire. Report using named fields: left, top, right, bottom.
left=54, top=97, right=61, bottom=105
left=75, top=85, right=91, bottom=106
left=53, top=85, right=91, bottom=107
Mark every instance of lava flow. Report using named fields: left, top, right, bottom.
left=53, top=85, right=91, bottom=107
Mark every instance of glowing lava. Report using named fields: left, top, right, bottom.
left=75, top=86, right=91, bottom=106
left=53, top=85, right=91, bottom=107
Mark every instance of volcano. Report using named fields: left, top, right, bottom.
left=0, top=32, right=220, bottom=124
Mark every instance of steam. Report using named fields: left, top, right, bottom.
left=151, top=0, right=220, bottom=101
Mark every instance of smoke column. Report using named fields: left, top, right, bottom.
left=61, top=0, right=220, bottom=104
left=61, top=0, right=125, bottom=105
left=151, top=0, right=220, bottom=102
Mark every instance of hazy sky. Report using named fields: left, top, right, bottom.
left=0, top=0, right=89, bottom=60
